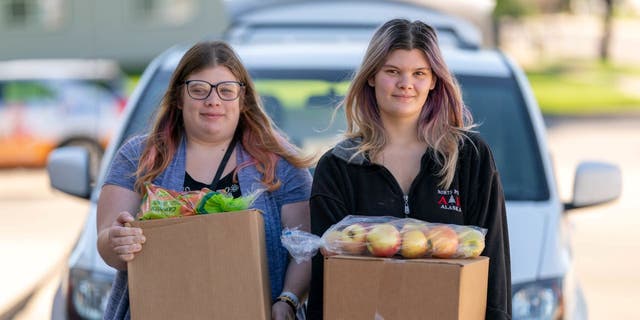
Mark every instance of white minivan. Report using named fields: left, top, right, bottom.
left=47, top=38, right=620, bottom=319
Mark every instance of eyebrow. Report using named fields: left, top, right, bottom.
left=381, top=64, right=431, bottom=71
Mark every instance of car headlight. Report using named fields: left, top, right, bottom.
left=68, top=268, right=113, bottom=320
left=512, top=277, right=564, bottom=320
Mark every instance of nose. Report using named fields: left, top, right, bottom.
left=204, top=90, right=222, bottom=106
left=397, top=74, right=413, bottom=90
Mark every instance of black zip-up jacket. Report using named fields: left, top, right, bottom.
left=306, top=133, right=512, bottom=320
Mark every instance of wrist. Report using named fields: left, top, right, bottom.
left=278, top=291, right=300, bottom=309
left=275, top=295, right=297, bottom=312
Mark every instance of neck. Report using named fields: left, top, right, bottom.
left=186, top=134, right=234, bottom=152
left=382, top=118, right=421, bottom=147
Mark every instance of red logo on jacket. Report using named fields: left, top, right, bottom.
left=437, top=189, right=461, bottom=213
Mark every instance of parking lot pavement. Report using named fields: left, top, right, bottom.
left=545, top=115, right=640, bottom=319
left=0, top=169, right=88, bottom=319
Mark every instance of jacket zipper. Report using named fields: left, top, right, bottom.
left=403, top=194, right=410, bottom=217
left=375, top=163, right=414, bottom=218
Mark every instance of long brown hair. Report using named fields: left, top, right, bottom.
left=134, top=41, right=312, bottom=192
left=344, top=19, right=474, bottom=188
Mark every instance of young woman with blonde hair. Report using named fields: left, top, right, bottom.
left=307, top=19, right=511, bottom=319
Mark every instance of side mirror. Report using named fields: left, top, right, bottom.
left=565, top=161, right=622, bottom=210
left=47, top=146, right=92, bottom=199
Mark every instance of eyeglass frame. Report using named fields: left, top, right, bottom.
left=183, top=80, right=246, bottom=101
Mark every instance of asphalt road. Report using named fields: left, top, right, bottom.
left=545, top=115, right=640, bottom=319
left=1, top=115, right=639, bottom=319
left=0, top=169, right=88, bottom=320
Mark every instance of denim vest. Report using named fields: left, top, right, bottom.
left=102, top=135, right=312, bottom=320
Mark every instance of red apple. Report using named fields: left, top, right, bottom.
left=425, top=225, right=459, bottom=258
left=366, top=223, right=401, bottom=257
left=400, top=229, right=428, bottom=258
left=341, top=223, right=367, bottom=255
left=457, top=228, right=485, bottom=258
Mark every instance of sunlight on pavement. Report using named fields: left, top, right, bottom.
left=0, top=169, right=88, bottom=319
left=547, top=117, right=640, bottom=320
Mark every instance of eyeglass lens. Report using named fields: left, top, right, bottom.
left=187, top=80, right=241, bottom=101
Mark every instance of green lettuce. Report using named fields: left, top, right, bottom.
left=195, top=191, right=255, bottom=214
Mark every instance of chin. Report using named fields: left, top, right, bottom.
left=380, top=108, right=422, bottom=121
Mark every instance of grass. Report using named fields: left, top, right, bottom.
left=525, top=60, right=640, bottom=115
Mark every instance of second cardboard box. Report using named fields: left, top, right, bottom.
left=324, top=255, right=489, bottom=320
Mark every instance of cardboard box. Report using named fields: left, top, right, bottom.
left=324, top=255, right=489, bottom=320
left=127, top=210, right=270, bottom=320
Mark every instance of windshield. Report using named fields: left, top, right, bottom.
left=120, top=66, right=548, bottom=201
left=459, top=75, right=548, bottom=201
left=230, top=26, right=463, bottom=49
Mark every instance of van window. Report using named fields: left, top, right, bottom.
left=459, top=75, right=549, bottom=201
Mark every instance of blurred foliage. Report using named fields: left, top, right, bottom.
left=526, top=60, right=640, bottom=115
left=126, top=75, right=141, bottom=96
left=3, top=82, right=55, bottom=102
left=254, top=80, right=347, bottom=109
left=493, top=0, right=538, bottom=18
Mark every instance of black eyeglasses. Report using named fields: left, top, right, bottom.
left=184, top=80, right=245, bottom=101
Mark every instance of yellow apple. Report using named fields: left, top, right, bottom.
left=400, top=222, right=429, bottom=233
left=457, top=228, right=485, bottom=258
left=366, top=223, right=401, bottom=257
left=400, top=229, right=428, bottom=258
left=321, top=230, right=343, bottom=256
left=341, top=223, right=367, bottom=255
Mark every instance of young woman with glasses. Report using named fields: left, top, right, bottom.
left=306, top=19, right=511, bottom=319
left=97, top=41, right=313, bottom=320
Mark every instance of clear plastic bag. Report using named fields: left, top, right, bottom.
left=281, top=215, right=487, bottom=263
left=138, top=183, right=264, bottom=220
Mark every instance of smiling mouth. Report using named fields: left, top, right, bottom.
left=393, top=95, right=415, bottom=100
left=201, top=113, right=224, bottom=118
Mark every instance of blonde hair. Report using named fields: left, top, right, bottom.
left=134, top=41, right=313, bottom=192
left=344, top=19, right=474, bottom=188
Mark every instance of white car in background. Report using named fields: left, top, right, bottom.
left=47, top=39, right=620, bottom=319
left=226, top=0, right=482, bottom=49
left=0, top=59, right=127, bottom=180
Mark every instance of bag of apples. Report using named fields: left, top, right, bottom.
left=281, top=215, right=486, bottom=263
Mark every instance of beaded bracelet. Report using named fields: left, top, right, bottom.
left=276, top=295, right=297, bottom=312
left=279, top=291, right=300, bottom=307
